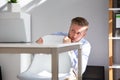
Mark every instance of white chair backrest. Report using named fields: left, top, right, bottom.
left=27, top=52, right=71, bottom=73
left=27, top=35, right=72, bottom=74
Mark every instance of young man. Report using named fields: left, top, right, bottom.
left=36, top=17, right=91, bottom=79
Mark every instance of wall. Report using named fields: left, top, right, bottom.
left=0, top=0, right=108, bottom=80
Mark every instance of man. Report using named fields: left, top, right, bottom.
left=36, top=17, right=91, bottom=79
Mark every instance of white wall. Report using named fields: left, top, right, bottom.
left=0, top=0, right=108, bottom=80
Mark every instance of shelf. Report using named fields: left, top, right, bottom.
left=109, top=37, right=120, bottom=39
left=109, top=64, right=120, bottom=69
left=108, top=0, right=120, bottom=80
left=109, top=8, right=120, bottom=11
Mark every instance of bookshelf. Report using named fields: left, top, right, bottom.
left=109, top=0, right=120, bottom=80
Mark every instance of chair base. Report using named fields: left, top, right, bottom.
left=17, top=71, right=70, bottom=80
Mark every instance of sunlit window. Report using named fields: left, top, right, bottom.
left=0, top=0, right=7, bottom=8
left=18, top=0, right=33, bottom=8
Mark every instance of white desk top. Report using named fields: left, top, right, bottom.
left=0, top=42, right=81, bottom=48
left=0, top=43, right=81, bottom=53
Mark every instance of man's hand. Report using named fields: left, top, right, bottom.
left=63, top=36, right=71, bottom=43
left=36, top=37, right=43, bottom=44
left=36, top=36, right=71, bottom=44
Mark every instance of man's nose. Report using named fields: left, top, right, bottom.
left=73, top=33, right=77, bottom=38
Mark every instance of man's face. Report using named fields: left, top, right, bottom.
left=68, top=24, right=88, bottom=42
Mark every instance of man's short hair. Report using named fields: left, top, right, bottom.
left=71, top=17, right=89, bottom=26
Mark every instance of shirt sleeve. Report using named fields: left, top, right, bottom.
left=81, top=41, right=91, bottom=74
left=73, top=41, right=91, bottom=75
left=51, top=32, right=68, bottom=36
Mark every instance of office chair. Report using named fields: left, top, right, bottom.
left=17, top=53, right=72, bottom=80
left=17, top=35, right=72, bottom=80
left=82, top=65, right=105, bottom=80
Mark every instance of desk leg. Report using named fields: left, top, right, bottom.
left=51, top=49, right=58, bottom=80
left=78, top=48, right=82, bottom=80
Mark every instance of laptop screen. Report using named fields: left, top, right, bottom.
left=0, top=19, right=31, bottom=43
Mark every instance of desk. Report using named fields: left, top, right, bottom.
left=0, top=43, right=82, bottom=80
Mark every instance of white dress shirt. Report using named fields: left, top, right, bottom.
left=51, top=32, right=91, bottom=74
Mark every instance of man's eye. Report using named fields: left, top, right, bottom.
left=77, top=32, right=81, bottom=35
left=71, top=30, right=75, bottom=32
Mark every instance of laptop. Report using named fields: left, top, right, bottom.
left=0, top=19, right=31, bottom=43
